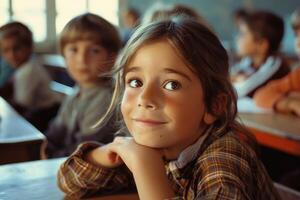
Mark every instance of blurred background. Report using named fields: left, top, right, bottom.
left=0, top=0, right=299, bottom=55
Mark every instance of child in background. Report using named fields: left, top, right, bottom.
left=57, top=17, right=280, bottom=199
left=231, top=10, right=290, bottom=97
left=254, top=8, right=300, bottom=116
left=254, top=9, right=300, bottom=191
left=121, top=7, right=140, bottom=45
left=142, top=3, right=212, bottom=31
left=44, top=13, right=121, bottom=158
left=233, top=8, right=250, bottom=29
left=0, top=22, right=61, bottom=131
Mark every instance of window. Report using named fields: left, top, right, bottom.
left=56, top=0, right=87, bottom=34
left=0, top=0, right=46, bottom=42
left=12, top=0, right=46, bottom=42
left=56, top=0, right=119, bottom=35
left=1, top=0, right=119, bottom=51
left=0, top=0, right=10, bottom=27
left=88, top=0, right=119, bottom=25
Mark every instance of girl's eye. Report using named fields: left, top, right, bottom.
left=164, top=81, right=181, bottom=91
left=128, top=79, right=143, bottom=88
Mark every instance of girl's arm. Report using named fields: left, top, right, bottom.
left=57, top=142, right=135, bottom=198
left=108, top=137, right=175, bottom=200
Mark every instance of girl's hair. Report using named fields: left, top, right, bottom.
left=96, top=16, right=255, bottom=146
left=60, top=13, right=121, bottom=56
left=0, top=21, right=33, bottom=48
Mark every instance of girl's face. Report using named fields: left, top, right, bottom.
left=121, top=40, right=214, bottom=159
left=236, top=23, right=259, bottom=57
left=63, top=39, right=111, bottom=88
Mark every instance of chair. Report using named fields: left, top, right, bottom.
left=274, top=182, right=300, bottom=200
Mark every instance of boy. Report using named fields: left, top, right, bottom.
left=254, top=8, right=300, bottom=117
left=44, top=13, right=121, bottom=158
left=0, top=22, right=61, bottom=131
left=231, top=10, right=290, bottom=97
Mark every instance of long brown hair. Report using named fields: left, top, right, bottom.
left=96, top=16, right=256, bottom=146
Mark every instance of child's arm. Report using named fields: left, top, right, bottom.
left=57, top=142, right=135, bottom=198
left=274, top=91, right=300, bottom=116
left=254, top=67, right=300, bottom=109
left=106, top=137, right=175, bottom=200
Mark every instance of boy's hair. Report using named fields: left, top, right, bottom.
left=125, top=7, right=140, bottom=21
left=0, top=22, right=33, bottom=48
left=241, top=10, right=284, bottom=55
left=233, top=8, right=249, bottom=21
left=60, top=13, right=121, bottom=56
left=97, top=16, right=248, bottom=139
left=291, top=8, right=300, bottom=30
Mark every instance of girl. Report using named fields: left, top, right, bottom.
left=57, top=17, right=280, bottom=199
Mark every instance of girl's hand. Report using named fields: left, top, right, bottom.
left=85, top=143, right=124, bottom=168
left=85, top=137, right=163, bottom=170
left=108, top=137, right=164, bottom=172
left=109, top=137, right=175, bottom=200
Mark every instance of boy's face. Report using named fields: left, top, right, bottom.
left=63, top=40, right=111, bottom=88
left=236, top=23, right=261, bottom=57
left=293, top=25, right=300, bottom=58
left=0, top=36, right=32, bottom=68
left=121, top=40, right=214, bottom=159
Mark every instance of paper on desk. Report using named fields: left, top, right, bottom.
left=237, top=97, right=272, bottom=113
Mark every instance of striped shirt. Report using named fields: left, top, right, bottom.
left=57, top=127, right=281, bottom=199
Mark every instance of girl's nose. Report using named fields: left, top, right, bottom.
left=137, top=85, right=159, bottom=110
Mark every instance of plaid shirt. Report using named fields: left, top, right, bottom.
left=57, top=127, right=281, bottom=200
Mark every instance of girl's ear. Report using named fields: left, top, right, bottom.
left=203, top=113, right=216, bottom=124
left=204, top=93, right=228, bottom=125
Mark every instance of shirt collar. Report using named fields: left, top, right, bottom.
left=167, top=126, right=213, bottom=171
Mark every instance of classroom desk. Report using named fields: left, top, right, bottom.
left=238, top=98, right=300, bottom=157
left=0, top=97, right=45, bottom=164
left=0, top=158, right=139, bottom=200
left=0, top=158, right=297, bottom=200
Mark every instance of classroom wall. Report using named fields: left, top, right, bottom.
left=122, top=0, right=300, bottom=54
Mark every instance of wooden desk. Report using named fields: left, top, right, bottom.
left=238, top=98, right=300, bottom=157
left=0, top=158, right=139, bottom=200
left=0, top=158, right=65, bottom=199
left=0, top=97, right=45, bottom=164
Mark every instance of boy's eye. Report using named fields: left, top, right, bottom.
left=164, top=81, right=181, bottom=91
left=68, top=47, right=77, bottom=53
left=128, top=79, right=142, bottom=88
left=90, top=47, right=101, bottom=54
